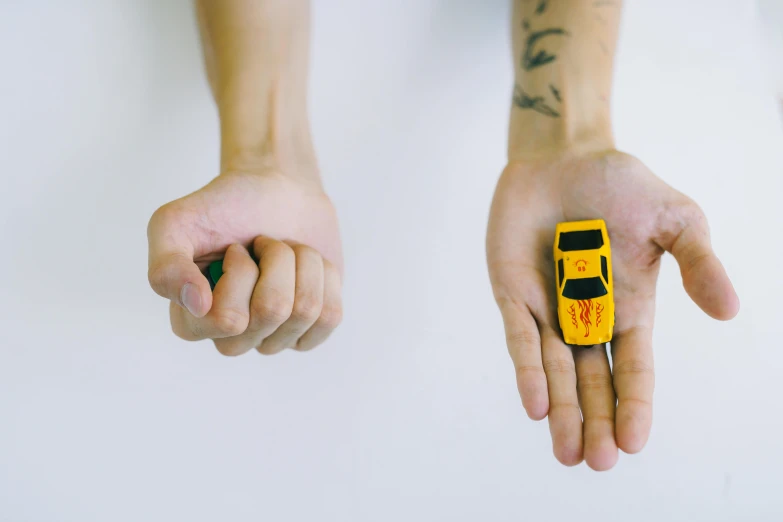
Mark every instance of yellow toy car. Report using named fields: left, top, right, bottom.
left=554, top=219, right=615, bottom=346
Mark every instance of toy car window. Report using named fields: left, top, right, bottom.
left=601, top=255, right=608, bottom=283
left=558, top=259, right=565, bottom=288
left=558, top=229, right=604, bottom=251
left=562, top=277, right=608, bottom=300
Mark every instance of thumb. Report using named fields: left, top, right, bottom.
left=659, top=201, right=739, bottom=321
left=147, top=206, right=213, bottom=318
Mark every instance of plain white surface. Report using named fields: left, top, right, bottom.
left=1, top=1, right=782, bottom=520
left=759, top=0, right=783, bottom=98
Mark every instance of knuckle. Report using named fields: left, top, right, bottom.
left=674, top=202, right=710, bottom=246
left=250, top=289, right=293, bottom=327
left=318, top=303, right=343, bottom=330
left=495, top=294, right=531, bottom=315
left=256, top=342, right=285, bottom=356
left=292, top=340, right=315, bottom=352
left=657, top=197, right=710, bottom=255
left=212, top=308, right=249, bottom=336
left=613, top=359, right=654, bottom=379
left=322, top=256, right=339, bottom=272
left=148, top=254, right=190, bottom=297
left=618, top=397, right=653, bottom=409
left=267, top=240, right=295, bottom=259
left=585, top=414, right=614, bottom=424
left=147, top=253, right=186, bottom=293
left=506, top=330, right=539, bottom=348
left=172, top=313, right=208, bottom=341
left=549, top=401, right=580, bottom=414
left=543, top=357, right=576, bottom=375
left=684, top=251, right=712, bottom=272
left=244, top=257, right=261, bottom=276
left=679, top=199, right=706, bottom=224
left=292, top=244, right=318, bottom=259
left=515, top=364, right=546, bottom=379
left=213, top=339, right=247, bottom=357
left=147, top=259, right=174, bottom=293
left=578, top=372, right=614, bottom=392
left=147, top=260, right=169, bottom=292
left=292, top=293, right=321, bottom=322
left=148, top=203, right=181, bottom=235
left=171, top=320, right=199, bottom=342
left=256, top=237, right=295, bottom=262
left=494, top=294, right=519, bottom=308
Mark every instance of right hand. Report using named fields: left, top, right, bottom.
left=486, top=151, right=738, bottom=470
left=147, top=168, right=343, bottom=356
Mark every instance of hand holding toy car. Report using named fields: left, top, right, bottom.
left=487, top=152, right=739, bottom=470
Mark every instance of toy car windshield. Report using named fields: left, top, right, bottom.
left=562, top=277, right=608, bottom=300
left=557, top=229, right=604, bottom=251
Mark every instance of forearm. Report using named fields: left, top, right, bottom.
left=509, top=0, right=621, bottom=160
left=195, top=0, right=317, bottom=180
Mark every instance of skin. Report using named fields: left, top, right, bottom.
left=147, top=0, right=343, bottom=355
left=488, top=0, right=739, bottom=470
left=148, top=0, right=740, bottom=470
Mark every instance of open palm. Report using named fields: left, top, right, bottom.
left=486, top=151, right=739, bottom=470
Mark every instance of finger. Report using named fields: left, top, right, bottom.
left=247, top=237, right=296, bottom=339
left=296, top=258, right=343, bottom=351
left=496, top=297, right=548, bottom=420
left=610, top=326, right=655, bottom=454
left=257, top=245, right=324, bottom=355
left=574, top=345, right=618, bottom=471
left=205, top=238, right=296, bottom=356
left=147, top=205, right=212, bottom=318
left=171, top=244, right=258, bottom=346
left=541, top=327, right=583, bottom=466
left=658, top=202, right=739, bottom=320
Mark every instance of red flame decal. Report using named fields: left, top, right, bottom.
left=577, top=299, right=593, bottom=337
left=596, top=302, right=604, bottom=326
left=567, top=303, right=577, bottom=328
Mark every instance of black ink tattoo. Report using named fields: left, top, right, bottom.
left=549, top=84, right=561, bottom=102
left=522, top=27, right=569, bottom=71
left=516, top=6, right=568, bottom=118
left=513, top=84, right=560, bottom=118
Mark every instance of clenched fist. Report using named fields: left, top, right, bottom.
left=147, top=169, right=343, bottom=356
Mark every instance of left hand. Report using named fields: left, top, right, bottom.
left=486, top=150, right=739, bottom=470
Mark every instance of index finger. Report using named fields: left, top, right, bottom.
left=496, top=296, right=548, bottom=420
left=147, top=205, right=212, bottom=317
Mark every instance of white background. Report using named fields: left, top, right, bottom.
left=1, top=1, right=782, bottom=521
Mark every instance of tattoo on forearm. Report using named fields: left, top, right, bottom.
left=513, top=84, right=560, bottom=118
left=521, top=27, right=568, bottom=71
left=515, top=1, right=613, bottom=118
left=514, top=3, right=568, bottom=118
left=549, top=84, right=561, bottom=102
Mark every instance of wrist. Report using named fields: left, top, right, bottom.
left=508, top=87, right=614, bottom=161
left=507, top=0, right=620, bottom=162
left=217, top=79, right=320, bottom=184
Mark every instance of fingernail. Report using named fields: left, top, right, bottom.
left=180, top=283, right=201, bottom=317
